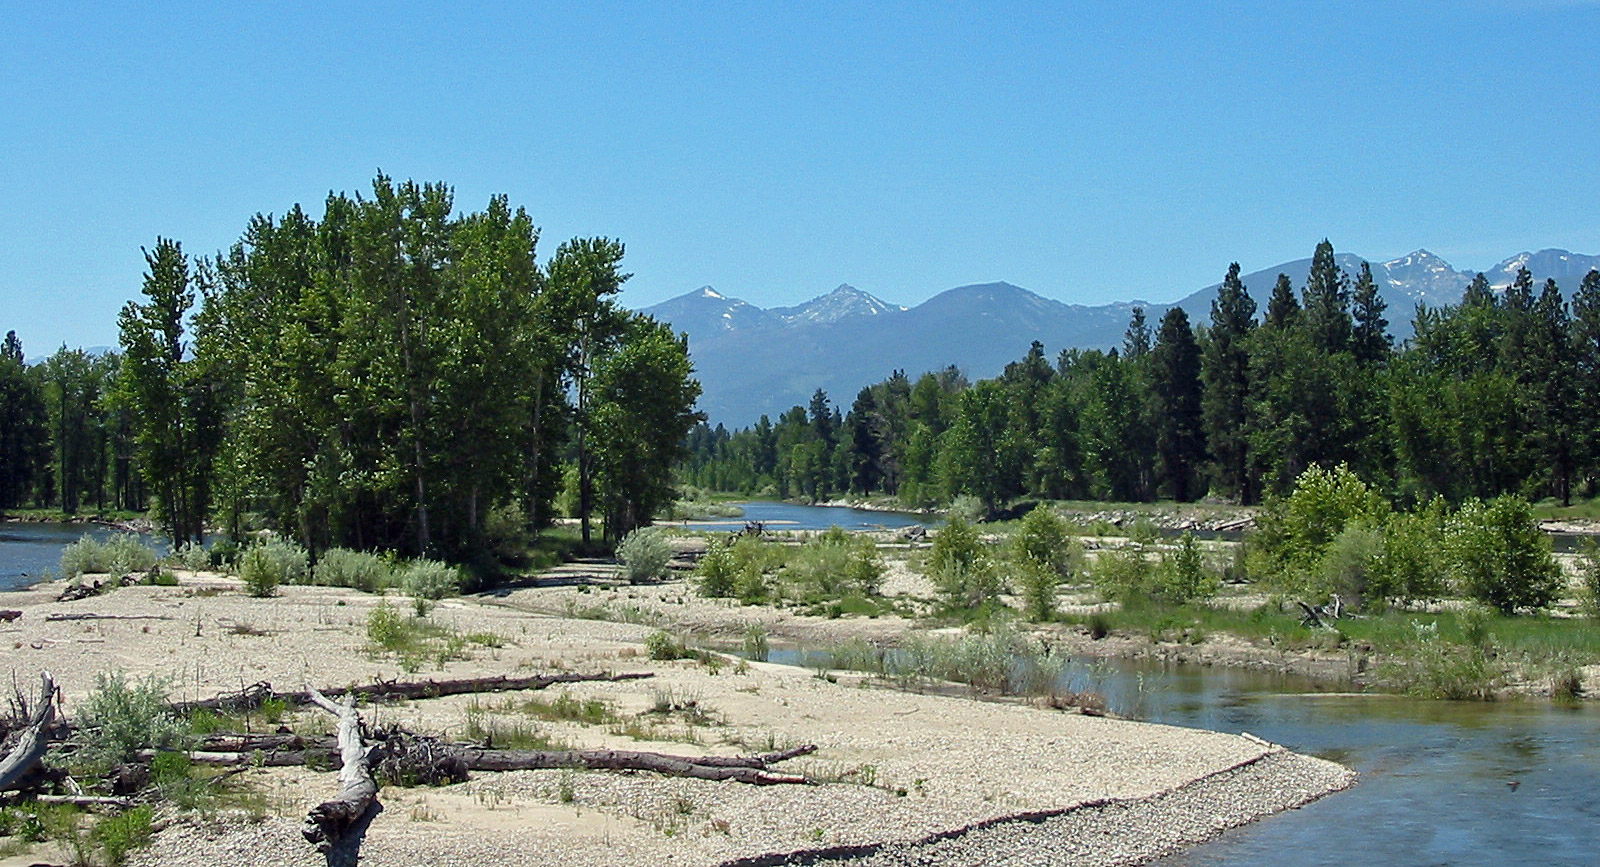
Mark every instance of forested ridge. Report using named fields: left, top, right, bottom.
left=0, top=175, right=702, bottom=565
left=683, top=241, right=1600, bottom=511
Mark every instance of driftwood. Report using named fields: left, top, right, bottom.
left=57, top=581, right=104, bottom=602
left=174, top=671, right=654, bottom=714
left=0, top=672, right=58, bottom=793
left=0, top=610, right=20, bottom=623
left=1297, top=598, right=1345, bottom=630
left=454, top=743, right=816, bottom=784
left=173, top=731, right=817, bottom=786
left=301, top=689, right=379, bottom=853
left=44, top=612, right=172, bottom=622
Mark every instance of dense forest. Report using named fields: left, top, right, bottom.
left=682, top=241, right=1600, bottom=511
left=0, top=175, right=702, bottom=563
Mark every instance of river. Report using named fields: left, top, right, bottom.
left=0, top=521, right=165, bottom=592
left=682, top=500, right=937, bottom=532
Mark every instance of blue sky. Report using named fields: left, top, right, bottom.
left=4, top=1, right=1598, bottom=352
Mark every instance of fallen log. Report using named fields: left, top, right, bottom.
left=175, top=671, right=654, bottom=714
left=301, top=689, right=379, bottom=853
left=43, top=612, right=172, bottom=622
left=174, top=736, right=817, bottom=785
left=0, top=672, right=58, bottom=793
left=455, top=745, right=816, bottom=784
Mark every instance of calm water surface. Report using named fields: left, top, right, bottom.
left=766, top=644, right=1599, bottom=866
left=0, top=521, right=159, bottom=591
left=684, top=500, right=936, bottom=532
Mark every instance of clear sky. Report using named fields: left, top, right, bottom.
left=4, top=1, right=1598, bottom=353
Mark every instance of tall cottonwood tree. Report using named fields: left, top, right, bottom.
left=588, top=315, right=703, bottom=540
left=545, top=237, right=631, bottom=546
left=118, top=239, right=219, bottom=544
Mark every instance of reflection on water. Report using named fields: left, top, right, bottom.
left=760, top=641, right=1600, bottom=867
left=1137, top=661, right=1600, bottom=867
left=682, top=500, right=937, bottom=532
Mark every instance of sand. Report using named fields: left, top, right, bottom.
left=0, top=574, right=1353, bottom=866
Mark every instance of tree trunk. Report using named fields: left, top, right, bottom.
left=0, top=672, right=58, bottom=793
left=301, top=690, right=379, bottom=853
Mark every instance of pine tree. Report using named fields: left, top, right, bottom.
left=1123, top=307, right=1151, bottom=358
left=1573, top=270, right=1600, bottom=492
left=1150, top=307, right=1206, bottom=501
left=1201, top=263, right=1256, bottom=502
left=1351, top=261, right=1391, bottom=366
left=1265, top=273, right=1299, bottom=329
left=1302, top=240, right=1351, bottom=354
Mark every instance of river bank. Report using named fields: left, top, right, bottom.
left=0, top=571, right=1352, bottom=867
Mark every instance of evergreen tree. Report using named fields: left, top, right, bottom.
left=1350, top=261, right=1391, bottom=366
left=1150, top=307, right=1206, bottom=501
left=1302, top=240, right=1352, bottom=354
left=0, top=332, right=49, bottom=509
left=1530, top=278, right=1576, bottom=504
left=1265, top=273, right=1299, bottom=329
left=1123, top=306, right=1151, bottom=358
left=1572, top=270, right=1600, bottom=491
left=1201, top=263, right=1256, bottom=502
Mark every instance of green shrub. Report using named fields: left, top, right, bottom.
left=1578, top=538, right=1600, bottom=619
left=782, top=530, right=883, bottom=601
left=741, top=622, right=770, bottom=662
left=1255, top=464, right=1389, bottom=595
left=74, top=672, right=185, bottom=772
left=1088, top=546, right=1155, bottom=605
left=237, top=538, right=309, bottom=596
left=168, top=541, right=212, bottom=571
left=930, top=515, right=983, bottom=575
left=947, top=494, right=986, bottom=524
left=1156, top=532, right=1219, bottom=604
left=313, top=547, right=391, bottom=592
left=207, top=537, right=241, bottom=570
left=617, top=527, right=673, bottom=584
left=696, top=541, right=740, bottom=598
left=59, top=533, right=157, bottom=577
left=1015, top=557, right=1059, bottom=621
left=644, top=630, right=691, bottom=661
left=1372, top=499, right=1450, bottom=606
left=1316, top=520, right=1383, bottom=605
left=1012, top=505, right=1079, bottom=578
left=92, top=805, right=154, bottom=865
left=1448, top=496, right=1560, bottom=614
left=237, top=547, right=280, bottom=597
left=367, top=602, right=405, bottom=650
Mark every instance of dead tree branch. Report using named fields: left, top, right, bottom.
left=0, top=672, right=58, bottom=793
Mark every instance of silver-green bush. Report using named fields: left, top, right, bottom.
left=313, top=547, right=392, bottom=592
left=401, top=559, right=461, bottom=601
left=617, top=527, right=673, bottom=584
left=74, top=672, right=186, bottom=772
left=59, top=533, right=158, bottom=577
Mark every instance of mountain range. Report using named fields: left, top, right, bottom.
left=644, top=248, right=1600, bottom=427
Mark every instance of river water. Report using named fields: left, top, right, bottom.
left=0, top=521, right=163, bottom=592
left=682, top=500, right=937, bottom=532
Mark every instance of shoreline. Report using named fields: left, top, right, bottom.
left=0, top=574, right=1354, bottom=867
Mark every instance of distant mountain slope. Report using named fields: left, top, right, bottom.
left=644, top=248, right=1598, bottom=426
